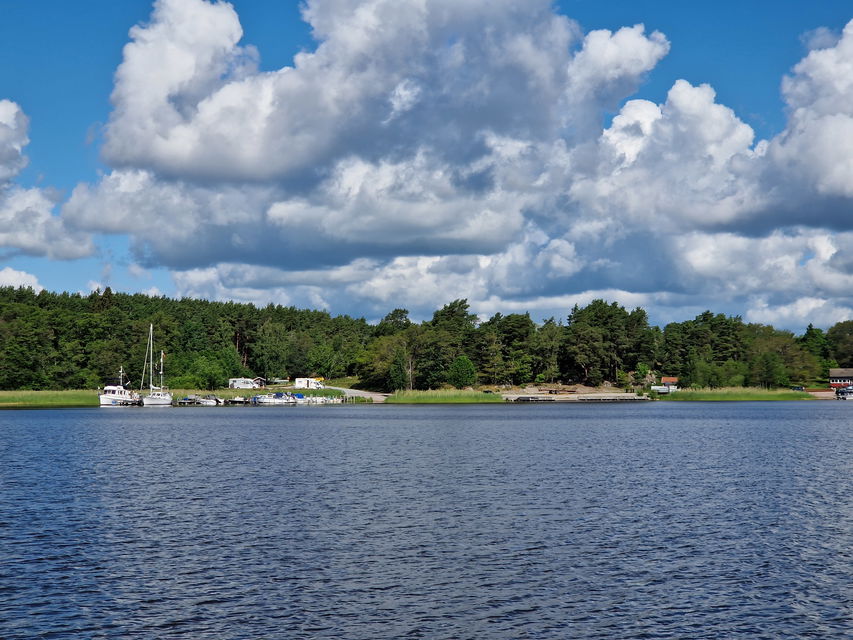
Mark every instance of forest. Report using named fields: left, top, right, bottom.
left=1, top=286, right=851, bottom=392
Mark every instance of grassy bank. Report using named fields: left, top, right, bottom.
left=385, top=389, right=505, bottom=404
left=0, top=390, right=96, bottom=408
left=659, top=387, right=814, bottom=401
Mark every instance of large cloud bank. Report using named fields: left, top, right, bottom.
left=44, top=0, right=853, bottom=326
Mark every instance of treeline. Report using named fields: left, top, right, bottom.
left=1, top=286, right=852, bottom=391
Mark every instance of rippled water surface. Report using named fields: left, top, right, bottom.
left=2, top=402, right=853, bottom=638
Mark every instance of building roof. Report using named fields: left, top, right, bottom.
left=661, top=376, right=679, bottom=384
left=829, top=368, right=853, bottom=377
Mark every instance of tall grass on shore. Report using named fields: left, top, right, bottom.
left=386, top=389, right=504, bottom=404
left=0, top=390, right=96, bottom=408
left=660, top=387, right=814, bottom=401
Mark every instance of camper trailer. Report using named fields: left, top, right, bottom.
left=228, top=377, right=265, bottom=389
left=294, top=377, right=324, bottom=389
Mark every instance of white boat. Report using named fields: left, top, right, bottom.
left=197, top=394, right=223, bottom=406
left=140, top=324, right=172, bottom=407
left=99, top=366, right=140, bottom=406
left=143, top=389, right=172, bottom=406
left=253, top=392, right=297, bottom=405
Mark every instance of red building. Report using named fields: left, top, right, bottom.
left=829, top=368, right=853, bottom=388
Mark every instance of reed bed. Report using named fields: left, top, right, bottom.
left=0, top=390, right=96, bottom=408
left=385, top=389, right=504, bottom=404
left=660, top=387, right=814, bottom=401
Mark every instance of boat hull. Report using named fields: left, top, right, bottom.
left=142, top=392, right=172, bottom=406
left=253, top=393, right=296, bottom=405
left=99, top=385, right=140, bottom=406
left=99, top=397, right=136, bottom=406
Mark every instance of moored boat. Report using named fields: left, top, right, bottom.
left=140, top=324, right=172, bottom=407
left=99, top=366, right=140, bottom=406
left=253, top=392, right=297, bottom=405
left=175, top=394, right=222, bottom=406
left=251, top=391, right=338, bottom=405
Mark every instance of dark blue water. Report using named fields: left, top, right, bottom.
left=2, top=402, right=852, bottom=639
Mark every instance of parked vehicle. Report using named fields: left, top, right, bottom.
left=294, top=377, right=324, bottom=389
left=835, top=385, right=853, bottom=399
left=228, top=377, right=265, bottom=389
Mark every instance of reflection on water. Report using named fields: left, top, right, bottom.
left=1, top=403, right=852, bottom=638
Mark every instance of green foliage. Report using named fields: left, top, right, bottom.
left=446, top=355, right=477, bottom=389
left=431, top=299, right=477, bottom=339
left=661, top=311, right=746, bottom=381
left=251, top=320, right=290, bottom=381
left=355, top=329, right=419, bottom=391
left=558, top=300, right=659, bottom=386
left=0, top=286, right=842, bottom=393
left=827, top=320, right=853, bottom=367
left=375, top=308, right=412, bottom=336
left=634, top=362, right=650, bottom=383
left=531, top=318, right=562, bottom=383
left=742, top=324, right=817, bottom=388
left=799, top=323, right=831, bottom=360
left=0, top=286, right=373, bottom=391
left=415, top=329, right=456, bottom=389
left=388, top=348, right=410, bottom=391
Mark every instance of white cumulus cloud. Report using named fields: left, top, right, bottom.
left=0, top=266, right=43, bottom=291
left=42, top=1, right=853, bottom=330
left=0, top=99, right=30, bottom=183
left=0, top=100, right=93, bottom=259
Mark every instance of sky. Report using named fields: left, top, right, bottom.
left=2, top=0, right=853, bottom=331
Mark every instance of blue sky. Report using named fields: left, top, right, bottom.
left=1, top=0, right=853, bottom=330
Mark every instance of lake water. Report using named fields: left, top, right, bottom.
left=1, top=402, right=852, bottom=639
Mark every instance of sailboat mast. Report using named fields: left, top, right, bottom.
left=149, top=324, right=155, bottom=391
left=140, top=327, right=149, bottom=392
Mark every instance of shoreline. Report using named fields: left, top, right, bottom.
left=1, top=386, right=837, bottom=408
